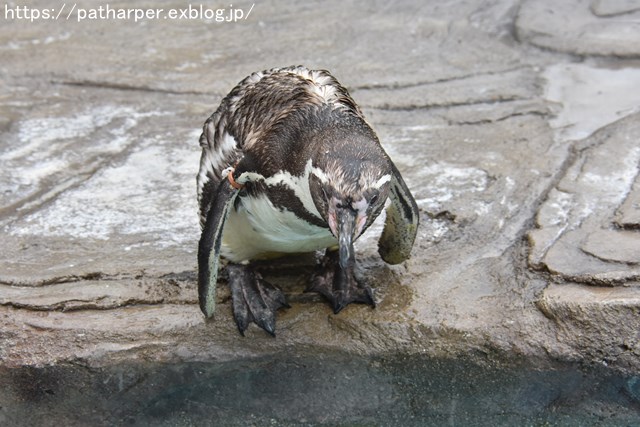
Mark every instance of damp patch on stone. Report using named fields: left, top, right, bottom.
left=528, top=112, right=640, bottom=285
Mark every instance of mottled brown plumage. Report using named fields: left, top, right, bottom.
left=196, top=66, right=419, bottom=335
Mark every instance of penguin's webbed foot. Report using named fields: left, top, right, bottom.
left=307, top=250, right=375, bottom=314
left=227, top=264, right=289, bottom=336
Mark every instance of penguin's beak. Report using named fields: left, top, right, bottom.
left=336, top=207, right=357, bottom=270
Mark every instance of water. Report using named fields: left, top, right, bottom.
left=1, top=351, right=639, bottom=426
left=543, top=63, right=640, bottom=142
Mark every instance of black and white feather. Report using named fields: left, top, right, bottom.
left=196, top=65, right=419, bottom=322
left=197, top=66, right=362, bottom=228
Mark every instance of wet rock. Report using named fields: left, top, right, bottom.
left=582, top=230, right=640, bottom=265
left=0, top=277, right=196, bottom=311
left=516, top=0, right=640, bottom=57
left=351, top=68, right=540, bottom=110
left=616, top=175, right=640, bottom=228
left=1, top=0, right=640, bottom=404
left=528, top=112, right=640, bottom=285
left=542, top=64, right=640, bottom=142
left=537, top=284, right=640, bottom=372
left=590, top=0, right=640, bottom=17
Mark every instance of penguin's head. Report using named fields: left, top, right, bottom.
left=310, top=149, right=391, bottom=269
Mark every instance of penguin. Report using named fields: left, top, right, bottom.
left=197, top=66, right=419, bottom=336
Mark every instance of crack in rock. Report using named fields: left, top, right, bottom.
left=528, top=112, right=640, bottom=285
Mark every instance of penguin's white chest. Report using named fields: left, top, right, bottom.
left=220, top=194, right=337, bottom=262
left=219, top=161, right=337, bottom=263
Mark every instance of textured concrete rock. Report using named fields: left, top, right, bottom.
left=537, top=284, right=640, bottom=372
left=351, top=68, right=540, bottom=110
left=591, top=0, right=640, bottom=16
left=543, top=64, right=640, bottom=141
left=516, top=0, right=640, bottom=57
left=1, top=1, right=640, bottom=422
left=1, top=0, right=562, bottom=367
left=582, top=230, right=640, bottom=264
left=528, top=113, right=640, bottom=284
left=616, top=174, right=640, bottom=228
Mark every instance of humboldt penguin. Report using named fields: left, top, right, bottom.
left=197, top=66, right=419, bottom=336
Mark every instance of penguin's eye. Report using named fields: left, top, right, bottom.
left=370, top=194, right=379, bottom=205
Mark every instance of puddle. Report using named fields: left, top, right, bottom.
left=1, top=351, right=639, bottom=426
left=543, top=63, right=640, bottom=141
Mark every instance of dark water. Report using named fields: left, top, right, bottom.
left=2, top=351, right=639, bottom=426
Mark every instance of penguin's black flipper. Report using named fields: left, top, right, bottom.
left=227, top=264, right=289, bottom=336
left=198, top=179, right=240, bottom=318
left=378, top=161, right=420, bottom=265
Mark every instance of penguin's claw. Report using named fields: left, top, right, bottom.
left=308, top=250, right=375, bottom=314
left=227, top=264, right=289, bottom=336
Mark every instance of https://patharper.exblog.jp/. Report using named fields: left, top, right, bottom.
left=2, top=3, right=255, bottom=23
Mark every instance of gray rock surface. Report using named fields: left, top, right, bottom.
left=1, top=0, right=640, bottom=422
left=516, top=0, right=640, bottom=57
left=528, top=113, right=640, bottom=284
